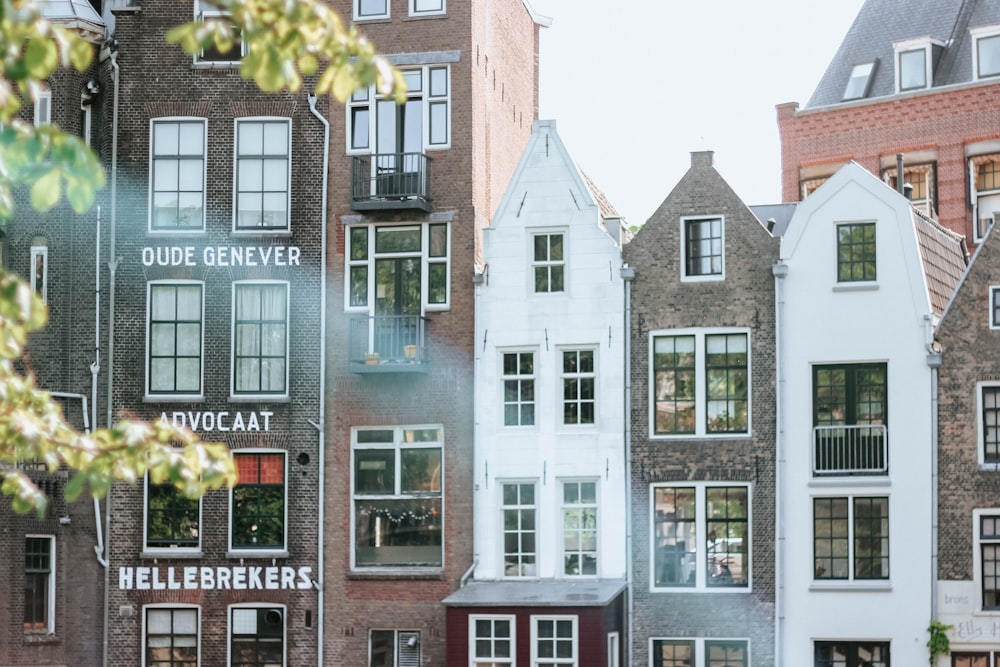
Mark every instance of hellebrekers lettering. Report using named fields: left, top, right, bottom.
left=141, top=245, right=301, bottom=267
left=118, top=565, right=313, bottom=591
left=159, top=410, right=273, bottom=432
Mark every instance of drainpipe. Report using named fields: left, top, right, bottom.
left=47, top=393, right=101, bottom=563
left=307, top=94, right=328, bottom=667
left=89, top=204, right=105, bottom=570
left=926, top=316, right=941, bottom=624
left=620, top=263, right=635, bottom=667
left=772, top=260, right=789, bottom=667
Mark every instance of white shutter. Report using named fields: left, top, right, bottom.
left=397, top=631, right=421, bottom=667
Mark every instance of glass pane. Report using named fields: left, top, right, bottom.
left=178, top=123, right=204, bottom=153
left=429, top=102, right=447, bottom=145
left=263, top=122, right=288, bottom=153
left=154, top=123, right=179, bottom=155
left=239, top=122, right=264, bottom=155
left=355, top=449, right=395, bottom=494
left=400, top=448, right=442, bottom=493
left=429, top=67, right=448, bottom=96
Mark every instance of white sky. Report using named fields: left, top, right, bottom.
left=532, top=0, right=867, bottom=226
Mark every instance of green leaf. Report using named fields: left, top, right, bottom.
left=64, top=472, right=88, bottom=502
left=30, top=169, right=61, bottom=211
left=24, top=39, right=58, bottom=79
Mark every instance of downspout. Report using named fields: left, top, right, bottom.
left=620, top=263, right=635, bottom=667
left=307, top=94, right=328, bottom=667
left=47, top=393, right=99, bottom=564
left=926, top=315, right=942, bottom=623
left=772, top=260, right=789, bottom=667
left=89, top=204, right=105, bottom=569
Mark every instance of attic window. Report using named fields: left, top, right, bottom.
left=972, top=25, right=1000, bottom=80
left=893, top=37, right=944, bottom=93
left=843, top=62, right=875, bottom=100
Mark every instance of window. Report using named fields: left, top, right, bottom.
left=145, top=607, right=198, bottom=667
left=980, top=383, right=1000, bottom=463
left=502, top=482, right=537, bottom=577
left=562, top=481, right=597, bottom=576
left=355, top=0, right=388, bottom=20
left=231, top=606, right=284, bottom=666
left=231, top=452, right=285, bottom=551
left=651, top=484, right=750, bottom=590
left=813, top=363, right=887, bottom=475
left=145, top=475, right=200, bottom=551
left=561, top=350, right=595, bottom=425
left=410, top=0, right=444, bottom=15
left=195, top=0, right=244, bottom=63
left=232, top=281, right=288, bottom=396
left=973, top=26, right=1000, bottom=80
left=836, top=222, right=876, bottom=283
left=813, top=496, right=889, bottom=580
left=651, top=330, right=749, bottom=436
left=235, top=119, right=290, bottom=231
left=370, top=630, right=421, bottom=667
left=531, top=616, right=577, bottom=667
left=30, top=237, right=46, bottom=302
left=347, top=223, right=450, bottom=311
left=814, top=641, right=889, bottom=667
left=352, top=426, right=443, bottom=568
left=972, top=157, right=1000, bottom=242
left=980, top=513, right=1000, bottom=610
left=347, top=65, right=450, bottom=152
left=898, top=48, right=927, bottom=90
left=843, top=61, right=875, bottom=100
left=150, top=119, right=206, bottom=231
left=682, top=216, right=723, bottom=280
left=471, top=616, right=514, bottom=667
left=992, top=289, right=1000, bottom=329
left=651, top=639, right=749, bottom=667
left=24, top=536, right=54, bottom=633
left=533, top=233, right=565, bottom=293
left=884, top=162, right=936, bottom=217
left=147, top=282, right=204, bottom=397
left=34, top=86, right=50, bottom=126
left=954, top=651, right=1000, bottom=666
left=502, top=351, right=535, bottom=426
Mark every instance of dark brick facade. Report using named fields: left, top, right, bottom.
left=623, top=152, right=778, bottom=667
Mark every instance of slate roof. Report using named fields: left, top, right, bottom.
left=807, top=0, right=999, bottom=109
left=913, top=207, right=968, bottom=315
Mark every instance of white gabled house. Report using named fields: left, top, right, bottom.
left=776, top=161, right=966, bottom=666
left=444, top=120, right=629, bottom=667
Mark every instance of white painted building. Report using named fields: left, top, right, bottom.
left=776, top=161, right=965, bottom=666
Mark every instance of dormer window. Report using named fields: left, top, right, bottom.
left=843, top=62, right=876, bottom=101
left=893, top=38, right=944, bottom=93
left=972, top=25, right=1000, bottom=80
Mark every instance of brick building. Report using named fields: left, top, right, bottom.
left=623, top=151, right=779, bottom=667
left=777, top=0, right=1000, bottom=247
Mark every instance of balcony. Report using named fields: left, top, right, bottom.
left=350, top=152, right=432, bottom=212
left=348, top=315, right=429, bottom=374
left=813, top=424, right=888, bottom=476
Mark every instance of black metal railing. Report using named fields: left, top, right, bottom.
left=348, top=315, right=428, bottom=368
left=813, top=424, right=888, bottom=475
left=350, top=152, right=432, bottom=211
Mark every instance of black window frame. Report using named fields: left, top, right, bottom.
left=813, top=496, right=889, bottom=581
left=146, top=476, right=200, bottom=550
left=231, top=452, right=286, bottom=550
left=230, top=606, right=284, bottom=667
left=683, top=216, right=724, bottom=279
left=145, top=606, right=198, bottom=667
left=814, top=640, right=890, bottom=667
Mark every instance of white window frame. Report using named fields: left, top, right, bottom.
left=811, top=495, right=890, bottom=586
left=30, top=241, right=47, bottom=302
left=648, top=328, right=751, bottom=439
left=649, top=483, right=752, bottom=592
left=228, top=604, right=286, bottom=667
left=410, top=0, right=445, bottom=16
left=469, top=615, right=516, bottom=667
left=561, top=479, right=598, bottom=578
left=350, top=425, right=444, bottom=571
left=230, top=280, right=290, bottom=399
left=971, top=156, right=1000, bottom=243
left=227, top=449, right=288, bottom=555
left=843, top=61, right=876, bottom=101
left=972, top=24, right=1000, bottom=80
left=501, top=480, right=538, bottom=579
left=560, top=347, right=596, bottom=427
left=647, top=637, right=750, bottom=667
left=143, top=604, right=200, bottom=667
left=530, top=615, right=577, bottom=667
left=345, top=65, right=451, bottom=153
left=148, top=118, right=207, bottom=233
left=233, top=117, right=291, bottom=233
left=680, top=215, right=725, bottom=282
left=501, top=349, right=537, bottom=428
left=193, top=0, right=246, bottom=65
left=143, top=471, right=203, bottom=555
left=145, top=280, right=205, bottom=400
left=893, top=37, right=943, bottom=93
left=530, top=229, right=567, bottom=295
left=34, top=86, right=50, bottom=127
left=24, top=534, right=55, bottom=634
left=607, top=632, right=619, bottom=667
left=354, top=0, right=389, bottom=20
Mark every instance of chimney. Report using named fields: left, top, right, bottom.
left=691, top=151, right=714, bottom=169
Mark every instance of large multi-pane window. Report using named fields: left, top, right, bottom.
left=813, top=363, right=887, bottom=475
left=652, top=639, right=749, bottom=667
left=148, top=282, right=203, bottom=396
left=353, top=426, right=443, bottom=568
left=231, top=606, right=284, bottom=667
left=146, top=476, right=200, bottom=550
left=973, top=157, right=1000, bottom=242
left=981, top=384, right=1000, bottom=463
left=836, top=222, right=876, bottom=282
left=146, top=607, right=198, bottom=667
left=150, top=119, right=206, bottom=231
left=652, top=485, right=749, bottom=589
left=369, top=630, right=421, bottom=667
left=954, top=651, right=1000, bottom=667
left=562, top=481, right=597, bottom=576
left=347, top=65, right=450, bottom=151
left=532, top=233, right=565, bottom=293
left=561, top=349, right=595, bottom=425
left=233, top=282, right=288, bottom=396
left=235, top=119, right=290, bottom=231
left=980, top=513, right=1000, bottom=610
left=531, top=616, right=577, bottom=667
left=813, top=496, right=889, bottom=580
left=682, top=216, right=724, bottom=279
left=652, top=331, right=749, bottom=436
left=471, top=616, right=514, bottom=667
left=502, top=482, right=537, bottom=577
left=503, top=351, right=536, bottom=426
left=231, top=452, right=285, bottom=550
left=814, top=641, right=889, bottom=667
left=24, top=536, right=54, bottom=632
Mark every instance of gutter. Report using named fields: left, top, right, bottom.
left=620, top=263, right=634, bottom=667
left=927, top=316, right=942, bottom=624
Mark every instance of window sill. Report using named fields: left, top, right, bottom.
left=192, top=61, right=241, bottom=69
left=147, top=228, right=206, bottom=235
left=979, top=462, right=1000, bottom=472
left=809, top=580, right=892, bottom=592
left=227, top=549, right=289, bottom=559
left=141, top=549, right=203, bottom=560
left=808, top=476, right=891, bottom=488
left=680, top=274, right=725, bottom=284
left=23, top=632, right=59, bottom=644
left=230, top=229, right=292, bottom=238
left=349, top=569, right=443, bottom=580
left=648, top=433, right=752, bottom=441
left=403, top=13, right=447, bottom=20
left=144, top=394, right=205, bottom=403
left=832, top=281, right=879, bottom=292
left=650, top=586, right=751, bottom=594
left=353, top=16, right=390, bottom=23
left=228, top=395, right=290, bottom=404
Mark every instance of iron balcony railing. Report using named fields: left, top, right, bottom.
left=350, top=152, right=432, bottom=212
left=348, top=315, right=428, bottom=370
left=813, top=424, right=888, bottom=476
